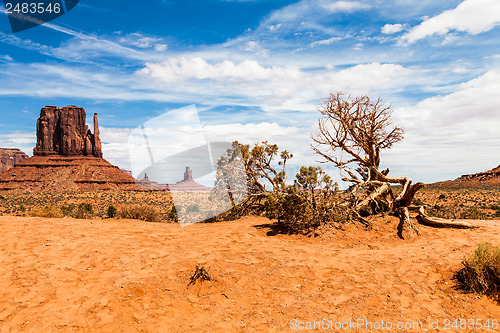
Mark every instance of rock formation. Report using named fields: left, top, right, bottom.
left=33, top=105, right=102, bottom=157
left=0, top=148, right=29, bottom=173
left=166, top=166, right=211, bottom=192
left=137, top=173, right=165, bottom=190
left=456, top=165, right=500, bottom=182
left=0, top=156, right=139, bottom=192
left=0, top=106, right=139, bottom=192
left=184, top=167, right=193, bottom=181
left=430, top=164, right=500, bottom=188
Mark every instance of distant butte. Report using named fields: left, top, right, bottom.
left=0, top=106, right=139, bottom=192
left=166, top=166, right=211, bottom=192
left=0, top=148, right=28, bottom=173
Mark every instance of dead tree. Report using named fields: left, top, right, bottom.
left=311, top=92, right=475, bottom=238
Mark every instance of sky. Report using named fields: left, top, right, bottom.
left=0, top=0, right=499, bottom=185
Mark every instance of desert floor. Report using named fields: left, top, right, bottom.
left=0, top=215, right=499, bottom=332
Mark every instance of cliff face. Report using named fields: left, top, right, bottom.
left=33, top=106, right=102, bottom=158
left=0, top=148, right=29, bottom=173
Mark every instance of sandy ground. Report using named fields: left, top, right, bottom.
left=0, top=215, right=499, bottom=332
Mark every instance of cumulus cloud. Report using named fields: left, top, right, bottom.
left=138, top=57, right=275, bottom=81
left=137, top=57, right=418, bottom=112
left=324, top=1, right=370, bottom=12
left=381, top=23, right=406, bottom=34
left=402, top=0, right=500, bottom=43
left=389, top=69, right=500, bottom=181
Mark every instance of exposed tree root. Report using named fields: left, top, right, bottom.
left=397, top=206, right=421, bottom=239
left=416, top=206, right=477, bottom=229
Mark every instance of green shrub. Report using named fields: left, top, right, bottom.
left=61, top=204, right=75, bottom=216
left=119, top=204, right=161, bottom=222
left=455, top=243, right=500, bottom=296
left=30, top=205, right=63, bottom=218
left=168, top=205, right=178, bottom=222
left=463, top=207, right=487, bottom=220
left=107, top=205, right=117, bottom=218
left=185, top=204, right=200, bottom=213
left=265, top=191, right=346, bottom=233
left=75, top=203, right=93, bottom=219
left=263, top=166, right=345, bottom=233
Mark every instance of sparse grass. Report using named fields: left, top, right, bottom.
left=118, top=204, right=161, bottom=222
left=30, top=205, right=63, bottom=218
left=463, top=206, right=487, bottom=220
left=455, top=243, right=500, bottom=298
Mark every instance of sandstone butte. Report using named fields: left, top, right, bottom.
left=0, top=106, right=139, bottom=192
left=165, top=166, right=211, bottom=192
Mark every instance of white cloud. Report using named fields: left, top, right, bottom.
left=137, top=57, right=418, bottom=112
left=269, top=24, right=282, bottom=31
left=310, top=36, right=342, bottom=47
left=381, top=23, right=406, bottom=34
left=138, top=57, right=278, bottom=81
left=403, top=0, right=500, bottom=43
left=0, top=132, right=35, bottom=156
left=324, top=1, right=370, bottom=12
left=119, top=33, right=167, bottom=50
left=154, top=44, right=168, bottom=52
left=0, top=55, right=13, bottom=62
left=390, top=68, right=500, bottom=182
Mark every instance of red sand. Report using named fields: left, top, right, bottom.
left=0, top=215, right=499, bottom=332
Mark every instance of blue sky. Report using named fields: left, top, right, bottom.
left=0, top=0, right=499, bottom=184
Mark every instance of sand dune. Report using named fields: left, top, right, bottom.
left=1, top=215, right=499, bottom=332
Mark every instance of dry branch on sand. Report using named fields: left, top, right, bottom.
left=188, top=266, right=212, bottom=285
left=311, top=92, right=476, bottom=238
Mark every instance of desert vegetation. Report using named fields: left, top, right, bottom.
left=118, top=204, right=161, bottom=222
left=0, top=191, right=176, bottom=222
left=0, top=92, right=497, bottom=235
left=210, top=92, right=481, bottom=237
left=455, top=243, right=500, bottom=298
left=414, top=187, right=500, bottom=220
